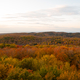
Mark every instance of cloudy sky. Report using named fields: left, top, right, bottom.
left=0, top=0, right=80, bottom=33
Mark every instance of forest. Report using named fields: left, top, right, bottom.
left=0, top=32, right=80, bottom=80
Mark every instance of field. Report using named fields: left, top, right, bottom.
left=0, top=32, right=80, bottom=80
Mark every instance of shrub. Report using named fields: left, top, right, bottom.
left=19, top=58, right=40, bottom=71
left=7, top=67, right=23, bottom=80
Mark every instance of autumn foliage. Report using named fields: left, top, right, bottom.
left=0, top=32, right=80, bottom=80
left=0, top=44, right=79, bottom=80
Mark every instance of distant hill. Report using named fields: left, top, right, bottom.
left=0, top=32, right=80, bottom=38
left=0, top=32, right=80, bottom=46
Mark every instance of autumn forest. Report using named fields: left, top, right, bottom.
left=0, top=32, right=80, bottom=80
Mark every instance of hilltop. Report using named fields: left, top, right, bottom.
left=0, top=32, right=80, bottom=38
left=0, top=32, right=80, bottom=46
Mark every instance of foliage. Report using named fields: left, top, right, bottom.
left=0, top=43, right=80, bottom=79
left=0, top=32, right=80, bottom=46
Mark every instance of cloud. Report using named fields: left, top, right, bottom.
left=19, top=5, right=80, bottom=18
left=0, top=24, right=80, bottom=33
left=0, top=5, right=80, bottom=33
left=57, top=6, right=80, bottom=15
left=1, top=5, right=80, bottom=26
left=3, top=5, right=80, bottom=20
left=4, top=17, right=18, bottom=19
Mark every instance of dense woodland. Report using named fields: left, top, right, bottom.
left=0, top=32, right=80, bottom=46
left=0, top=32, right=80, bottom=80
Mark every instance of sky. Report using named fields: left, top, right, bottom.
left=0, top=0, right=80, bottom=33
